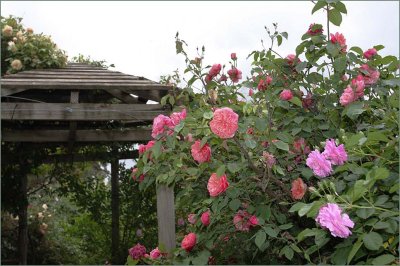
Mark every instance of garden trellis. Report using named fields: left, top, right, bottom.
left=1, top=63, right=177, bottom=264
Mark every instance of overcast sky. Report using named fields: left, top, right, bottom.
left=2, top=1, right=399, bottom=83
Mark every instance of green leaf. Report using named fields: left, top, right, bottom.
left=277, top=35, right=282, bottom=46
left=255, top=117, right=268, bottom=131
left=349, top=179, right=368, bottom=202
left=333, top=56, right=347, bottom=72
left=372, top=254, right=396, bottom=265
left=297, top=228, right=317, bottom=242
left=174, top=121, right=185, bottom=133
left=335, top=1, right=347, bottom=14
left=273, top=140, right=289, bottom=151
left=126, top=256, right=139, bottom=265
left=382, top=78, right=400, bottom=87
left=347, top=237, right=363, bottom=264
left=281, top=32, right=288, bottom=39
left=373, top=44, right=385, bottom=51
left=343, top=102, right=365, bottom=120
left=227, top=162, right=240, bottom=174
left=245, top=138, right=257, bottom=149
left=289, top=97, right=303, bottom=107
left=295, top=61, right=308, bottom=72
left=229, top=199, right=241, bottom=211
left=152, top=141, right=162, bottom=159
left=367, top=132, right=389, bottom=143
left=255, top=230, right=267, bottom=250
left=368, top=168, right=390, bottom=180
left=312, top=1, right=326, bottom=14
left=203, top=110, right=213, bottom=119
left=326, top=42, right=340, bottom=57
left=283, top=246, right=294, bottom=260
left=363, top=232, right=383, bottom=250
left=264, top=226, right=278, bottom=238
left=192, top=250, right=211, bottom=265
left=356, top=208, right=375, bottom=219
left=329, top=8, right=342, bottom=26
left=289, top=202, right=306, bottom=213
left=216, top=165, right=226, bottom=177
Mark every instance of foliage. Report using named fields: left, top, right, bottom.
left=1, top=15, right=67, bottom=76
left=132, top=1, right=399, bottom=264
left=71, top=53, right=115, bottom=68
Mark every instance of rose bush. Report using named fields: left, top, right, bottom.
left=128, top=1, right=399, bottom=264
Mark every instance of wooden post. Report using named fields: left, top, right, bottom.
left=111, top=159, right=120, bottom=264
left=18, top=157, right=28, bottom=265
left=68, top=91, right=79, bottom=154
left=156, top=185, right=176, bottom=253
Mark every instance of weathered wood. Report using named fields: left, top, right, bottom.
left=68, top=91, right=79, bottom=153
left=4, top=71, right=139, bottom=76
left=1, top=88, right=29, bottom=96
left=105, top=89, right=142, bottom=104
left=2, top=78, right=160, bottom=84
left=2, top=102, right=167, bottom=121
left=156, top=185, right=176, bottom=253
left=111, top=159, right=120, bottom=264
left=5, top=74, right=141, bottom=80
left=2, top=129, right=153, bottom=142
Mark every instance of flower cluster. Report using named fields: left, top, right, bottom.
left=330, top=32, right=347, bottom=53
left=233, top=210, right=259, bottom=232
left=151, top=108, right=186, bottom=138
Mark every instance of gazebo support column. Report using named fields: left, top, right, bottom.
left=18, top=157, right=28, bottom=265
left=156, top=185, right=176, bottom=253
left=111, top=159, right=120, bottom=264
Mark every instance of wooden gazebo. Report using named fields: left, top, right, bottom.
left=1, top=63, right=176, bottom=264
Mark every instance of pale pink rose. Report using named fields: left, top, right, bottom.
left=177, top=218, right=185, bottom=226
left=2, top=25, right=13, bottom=36
left=209, top=64, right=222, bottom=77
left=151, top=114, right=173, bottom=138
left=181, top=233, right=196, bottom=252
left=257, top=76, right=272, bottom=91
left=339, top=86, right=356, bottom=106
left=231, top=53, right=237, bottom=60
left=205, top=74, right=213, bottom=83
left=201, top=210, right=210, bottom=226
left=363, top=48, right=377, bottom=59
left=233, top=210, right=258, bottom=231
left=219, top=74, right=228, bottom=82
left=307, top=23, right=323, bottom=35
left=185, top=133, right=194, bottom=142
left=170, top=108, right=187, bottom=126
left=351, top=74, right=365, bottom=98
left=207, top=173, right=229, bottom=197
left=187, top=214, right=196, bottom=224
left=227, top=68, right=242, bottom=83
left=286, top=54, right=300, bottom=66
left=341, top=75, right=349, bottom=81
left=330, top=32, right=347, bottom=52
left=11, top=59, right=23, bottom=70
left=191, top=140, right=211, bottom=163
left=138, top=140, right=155, bottom=154
left=249, top=89, right=254, bottom=96
left=292, top=138, right=310, bottom=154
left=291, top=178, right=307, bottom=200
left=306, top=150, right=333, bottom=178
left=131, top=168, right=145, bottom=183
left=262, top=151, right=276, bottom=168
left=26, top=27, right=34, bottom=34
left=316, top=203, right=354, bottom=238
left=129, top=243, right=147, bottom=260
left=280, top=89, right=293, bottom=101
left=322, top=139, right=348, bottom=165
left=209, top=107, right=239, bottom=139
left=149, top=247, right=161, bottom=259
left=360, top=64, right=380, bottom=85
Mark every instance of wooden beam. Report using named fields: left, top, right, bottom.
left=5, top=74, right=141, bottom=79
left=111, top=159, right=120, bottom=264
left=2, top=102, right=167, bottom=121
left=1, top=88, right=29, bottom=96
left=2, top=129, right=153, bottom=142
left=106, top=89, right=141, bottom=104
left=156, top=185, right=176, bottom=253
left=2, top=78, right=161, bottom=84
left=68, top=91, right=79, bottom=153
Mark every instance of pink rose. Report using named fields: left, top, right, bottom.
left=291, top=178, right=307, bottom=200
left=280, top=89, right=293, bottom=101
left=351, top=74, right=365, bottom=98
left=201, top=210, right=210, bottom=226
left=227, top=67, right=242, bottom=83
left=233, top=210, right=258, bottom=231
left=249, top=215, right=259, bottom=226
left=360, top=64, right=380, bottom=85
left=306, top=23, right=323, bottom=35
left=191, top=140, right=211, bottom=163
left=339, top=86, right=356, bottom=106
left=151, top=114, right=173, bottom=138
left=181, top=233, right=196, bottom=252
left=231, top=53, right=237, bottom=60
left=262, top=151, right=276, bottom=168
left=322, top=139, right=348, bottom=165
left=170, top=108, right=187, bottom=126
left=219, top=74, right=228, bottom=82
left=205, top=74, right=213, bottom=83
left=363, top=48, right=377, bottom=59
left=286, top=54, right=300, bottom=66
left=131, top=168, right=145, bottom=183
left=188, top=214, right=196, bottom=224
left=249, top=88, right=254, bottom=96
left=330, top=32, right=347, bottom=53
left=306, top=150, right=333, bottom=178
left=316, top=203, right=354, bottom=238
left=138, top=140, right=155, bottom=154
left=129, top=243, right=147, bottom=260
left=257, top=76, right=272, bottom=91
left=149, top=247, right=161, bottom=259
left=209, top=107, right=239, bottom=139
left=207, top=173, right=229, bottom=197
left=185, top=133, right=194, bottom=142
left=209, top=64, right=222, bottom=77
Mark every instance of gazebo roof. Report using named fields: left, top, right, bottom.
left=1, top=63, right=172, bottom=144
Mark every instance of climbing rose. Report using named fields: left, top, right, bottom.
left=181, top=233, right=196, bottom=252
left=191, top=140, right=211, bottom=163
left=231, top=53, right=237, bottom=60
left=316, top=203, right=354, bottom=238
left=306, top=23, right=323, bottom=35
left=11, top=59, right=23, bottom=70
left=138, top=140, right=155, bottom=154
left=263, top=151, right=276, bottom=168
left=131, top=168, right=145, bottom=182
left=219, top=74, right=228, bottom=82
left=149, top=248, right=161, bottom=259
left=306, top=150, right=333, bottom=178
left=207, top=173, right=229, bottom=197
left=363, top=48, right=377, bottom=59
left=185, top=133, right=194, bottom=142
left=210, top=107, right=239, bottom=139
left=286, top=54, right=300, bottom=66
left=26, top=27, right=33, bottom=34
left=291, top=178, right=307, bottom=200
left=257, top=76, right=272, bottom=91
left=151, top=114, right=173, bottom=138
left=201, top=210, right=210, bottom=226
left=280, top=89, right=293, bottom=101
left=129, top=243, right=147, bottom=260
left=177, top=218, right=185, bottom=226
left=322, top=139, right=348, bottom=165
left=170, top=108, right=187, bottom=126
left=188, top=214, right=196, bottom=224
left=233, top=210, right=258, bottom=232
left=205, top=74, right=212, bottom=83
left=360, top=64, right=380, bottom=85
left=339, top=86, right=356, bottom=106
left=249, top=88, right=254, bottom=96
left=2, top=25, right=13, bottom=36
left=293, top=138, right=311, bottom=155
left=330, top=32, right=347, bottom=52
left=227, top=67, right=242, bottom=83
left=209, top=64, right=222, bottom=77
left=351, top=74, right=366, bottom=98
